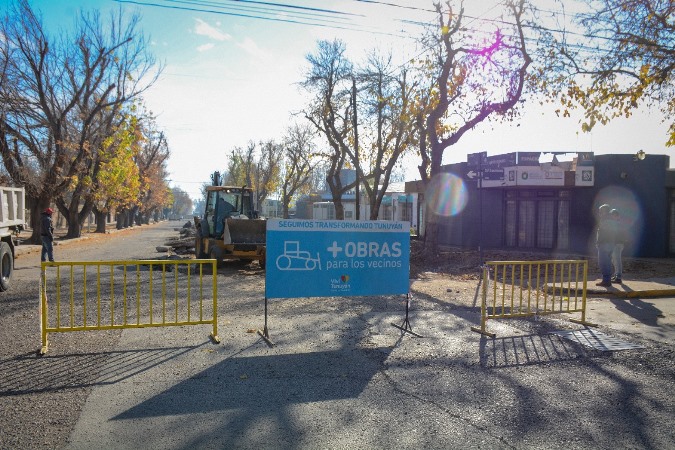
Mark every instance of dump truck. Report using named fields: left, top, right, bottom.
left=194, top=172, right=266, bottom=267
left=0, top=186, right=25, bottom=291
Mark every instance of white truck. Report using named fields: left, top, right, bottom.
left=0, top=186, right=25, bottom=291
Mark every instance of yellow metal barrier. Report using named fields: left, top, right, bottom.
left=39, top=259, right=220, bottom=354
left=471, top=260, right=597, bottom=338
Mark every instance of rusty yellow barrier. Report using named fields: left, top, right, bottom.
left=40, top=260, right=219, bottom=354
left=471, top=260, right=597, bottom=338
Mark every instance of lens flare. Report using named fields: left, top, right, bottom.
left=426, top=173, right=469, bottom=217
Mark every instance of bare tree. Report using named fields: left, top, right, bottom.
left=302, top=39, right=355, bottom=220
left=357, top=51, right=416, bottom=220
left=418, top=0, right=532, bottom=250
left=0, top=0, right=160, bottom=241
left=280, top=123, right=315, bottom=218
left=302, top=40, right=417, bottom=221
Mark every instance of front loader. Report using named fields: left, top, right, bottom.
left=195, top=173, right=266, bottom=268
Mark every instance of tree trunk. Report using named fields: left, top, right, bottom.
left=424, top=219, right=440, bottom=256
left=95, top=209, right=107, bottom=233
left=65, top=212, right=82, bottom=239
left=131, top=206, right=141, bottom=226
left=116, top=209, right=129, bottom=229
left=62, top=191, right=83, bottom=239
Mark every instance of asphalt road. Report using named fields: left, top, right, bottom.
left=1, top=221, right=674, bottom=449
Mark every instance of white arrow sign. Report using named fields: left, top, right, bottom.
left=466, top=170, right=477, bottom=179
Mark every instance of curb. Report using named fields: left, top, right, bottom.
left=589, top=288, right=675, bottom=299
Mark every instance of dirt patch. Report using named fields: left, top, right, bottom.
left=409, top=239, right=675, bottom=281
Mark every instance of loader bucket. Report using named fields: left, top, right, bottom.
left=224, top=218, right=267, bottom=245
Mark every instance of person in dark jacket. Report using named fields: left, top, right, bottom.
left=41, top=208, right=55, bottom=262
left=595, top=204, right=613, bottom=287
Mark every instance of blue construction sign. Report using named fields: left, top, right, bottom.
left=265, top=219, right=410, bottom=299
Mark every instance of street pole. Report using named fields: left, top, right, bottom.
left=479, top=153, right=484, bottom=267
left=352, top=77, right=360, bottom=220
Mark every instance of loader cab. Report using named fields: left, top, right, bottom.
left=203, top=186, right=257, bottom=238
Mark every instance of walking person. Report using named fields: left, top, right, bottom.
left=610, top=208, right=628, bottom=284
left=595, top=204, right=613, bottom=287
left=41, top=207, right=55, bottom=262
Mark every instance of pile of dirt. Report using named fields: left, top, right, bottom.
left=160, top=221, right=197, bottom=254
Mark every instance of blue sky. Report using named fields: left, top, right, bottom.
left=5, top=1, right=674, bottom=199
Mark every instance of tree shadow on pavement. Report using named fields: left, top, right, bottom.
left=0, top=344, right=208, bottom=396
left=609, top=298, right=664, bottom=327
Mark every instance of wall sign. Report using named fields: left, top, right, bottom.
left=266, top=219, right=410, bottom=299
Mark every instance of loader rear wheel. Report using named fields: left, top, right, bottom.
left=0, top=242, right=13, bottom=292
left=195, top=237, right=208, bottom=259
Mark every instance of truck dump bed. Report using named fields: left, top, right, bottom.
left=0, top=187, right=25, bottom=230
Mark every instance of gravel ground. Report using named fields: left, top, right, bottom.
left=1, top=222, right=674, bottom=449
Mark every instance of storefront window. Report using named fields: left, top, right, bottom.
left=504, top=190, right=570, bottom=250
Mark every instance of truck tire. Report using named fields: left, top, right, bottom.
left=0, top=241, right=12, bottom=292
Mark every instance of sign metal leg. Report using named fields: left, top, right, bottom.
left=257, top=296, right=275, bottom=346
left=391, top=293, right=423, bottom=338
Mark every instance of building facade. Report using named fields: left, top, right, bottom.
left=416, top=152, right=674, bottom=258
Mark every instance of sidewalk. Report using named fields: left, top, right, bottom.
left=13, top=222, right=164, bottom=258
left=586, top=277, right=675, bottom=298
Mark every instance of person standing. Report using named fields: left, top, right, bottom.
left=40, top=208, right=55, bottom=262
left=595, top=204, right=613, bottom=287
left=610, top=208, right=627, bottom=284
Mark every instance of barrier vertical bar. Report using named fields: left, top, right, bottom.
left=510, top=263, right=515, bottom=314
left=174, top=263, right=179, bottom=323
left=543, top=263, right=549, bottom=312
left=83, top=267, right=88, bottom=328
left=574, top=262, right=580, bottom=310
left=110, top=263, right=115, bottom=326
left=40, top=264, right=48, bottom=353
left=580, top=261, right=588, bottom=322
left=187, top=263, right=192, bottom=322
left=136, top=264, right=141, bottom=326
left=199, top=264, right=204, bottom=321
left=97, top=264, right=101, bottom=327
left=123, top=265, right=128, bottom=325
left=471, top=264, right=495, bottom=337
left=527, top=263, right=532, bottom=313
left=518, top=263, right=524, bottom=313
left=56, top=265, right=61, bottom=328
left=149, top=265, right=154, bottom=324
left=566, top=262, right=572, bottom=312
left=211, top=260, right=219, bottom=342
left=70, top=265, right=75, bottom=327
left=162, top=263, right=166, bottom=325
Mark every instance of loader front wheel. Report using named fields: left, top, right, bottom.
left=209, top=246, right=225, bottom=269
